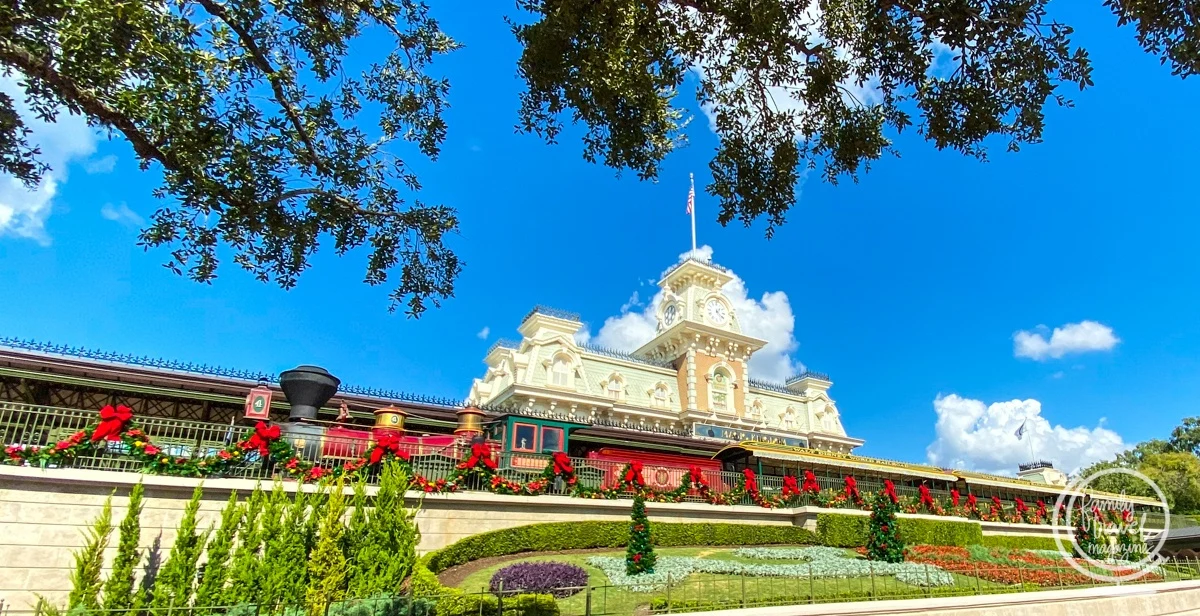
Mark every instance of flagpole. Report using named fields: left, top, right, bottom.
left=689, top=173, right=697, bottom=255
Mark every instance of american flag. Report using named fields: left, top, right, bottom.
left=686, top=176, right=695, bottom=215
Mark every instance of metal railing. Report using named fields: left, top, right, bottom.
left=9, top=559, right=1198, bottom=616
left=0, top=401, right=1018, bottom=510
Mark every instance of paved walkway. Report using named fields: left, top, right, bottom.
left=682, top=580, right=1200, bottom=616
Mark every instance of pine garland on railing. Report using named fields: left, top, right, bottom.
left=1, top=405, right=1093, bottom=523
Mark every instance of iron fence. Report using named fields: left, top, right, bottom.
left=0, top=402, right=960, bottom=508
left=7, top=559, right=1198, bottom=616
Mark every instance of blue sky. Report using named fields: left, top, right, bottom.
left=1, top=2, right=1198, bottom=474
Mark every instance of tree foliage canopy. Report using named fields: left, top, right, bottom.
left=1078, top=415, right=1200, bottom=514
left=1, top=0, right=1196, bottom=311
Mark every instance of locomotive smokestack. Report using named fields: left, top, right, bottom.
left=279, top=365, right=340, bottom=422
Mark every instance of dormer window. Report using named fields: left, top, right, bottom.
left=604, top=373, right=625, bottom=401
left=551, top=354, right=573, bottom=387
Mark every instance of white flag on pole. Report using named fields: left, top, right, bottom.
left=1014, top=419, right=1027, bottom=441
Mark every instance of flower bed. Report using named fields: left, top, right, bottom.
left=584, top=547, right=955, bottom=592
left=489, top=562, right=588, bottom=598
left=901, top=545, right=1161, bottom=586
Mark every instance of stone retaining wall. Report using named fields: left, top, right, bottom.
left=0, top=466, right=1062, bottom=610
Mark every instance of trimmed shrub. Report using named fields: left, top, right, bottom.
left=899, top=518, right=984, bottom=547
left=433, top=592, right=558, bottom=616
left=489, top=562, right=587, bottom=598
left=328, top=596, right=436, bottom=616
left=978, top=535, right=1061, bottom=551
left=817, top=514, right=982, bottom=548
left=426, top=522, right=818, bottom=573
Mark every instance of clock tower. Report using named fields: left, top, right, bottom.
left=635, top=257, right=766, bottom=420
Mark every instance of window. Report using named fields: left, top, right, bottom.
left=513, top=423, right=537, bottom=452
left=605, top=375, right=624, bottom=400
left=652, top=383, right=670, bottom=408
left=551, top=355, right=573, bottom=387
left=541, top=427, right=564, bottom=452
left=710, top=368, right=730, bottom=412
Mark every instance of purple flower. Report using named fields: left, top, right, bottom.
left=489, top=562, right=588, bottom=598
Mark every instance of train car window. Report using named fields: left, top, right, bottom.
left=541, top=427, right=564, bottom=452
left=513, top=423, right=537, bottom=452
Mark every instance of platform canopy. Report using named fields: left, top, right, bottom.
left=713, top=441, right=958, bottom=482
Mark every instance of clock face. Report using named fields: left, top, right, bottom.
left=663, top=304, right=678, bottom=326
left=706, top=299, right=729, bottom=325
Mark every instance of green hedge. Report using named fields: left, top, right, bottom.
left=979, top=535, right=1061, bottom=551
left=815, top=514, right=982, bottom=548
left=426, top=522, right=818, bottom=573
left=646, top=585, right=1034, bottom=613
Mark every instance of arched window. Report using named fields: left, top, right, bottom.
left=604, top=373, right=624, bottom=400
left=710, top=367, right=731, bottom=412
left=551, top=354, right=573, bottom=387
left=781, top=406, right=796, bottom=430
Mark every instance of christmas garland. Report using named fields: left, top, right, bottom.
left=0, top=406, right=1100, bottom=523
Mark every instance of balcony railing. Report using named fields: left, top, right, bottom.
left=0, top=401, right=971, bottom=509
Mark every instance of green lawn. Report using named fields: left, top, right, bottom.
left=450, top=547, right=1015, bottom=616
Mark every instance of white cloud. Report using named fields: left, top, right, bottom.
left=85, top=155, right=117, bottom=174
left=476, top=326, right=490, bottom=340
left=100, top=202, right=143, bottom=227
left=926, top=394, right=1125, bottom=476
left=579, top=245, right=805, bottom=382
left=1014, top=321, right=1120, bottom=361
left=0, top=76, right=98, bottom=245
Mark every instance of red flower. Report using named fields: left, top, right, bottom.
left=218, top=450, right=232, bottom=460
left=91, top=404, right=134, bottom=442
left=143, top=444, right=160, bottom=456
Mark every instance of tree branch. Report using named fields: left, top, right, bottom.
left=192, top=0, right=330, bottom=175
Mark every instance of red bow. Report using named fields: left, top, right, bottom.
left=742, top=468, right=759, bottom=493
left=991, top=496, right=1003, bottom=513
left=460, top=442, right=497, bottom=470
left=688, top=465, right=708, bottom=487
left=1015, top=497, right=1028, bottom=513
left=551, top=452, right=574, bottom=475
left=967, top=493, right=978, bottom=509
left=1037, top=500, right=1047, bottom=515
left=919, top=484, right=935, bottom=507
left=951, top=489, right=960, bottom=507
left=246, top=421, right=281, bottom=456
left=1122, top=509, right=1133, bottom=524
left=782, top=475, right=800, bottom=496
left=883, top=479, right=898, bottom=503
left=623, top=461, right=644, bottom=486
left=368, top=434, right=410, bottom=465
left=91, top=404, right=133, bottom=442
left=802, top=470, right=819, bottom=494
left=844, top=475, right=860, bottom=500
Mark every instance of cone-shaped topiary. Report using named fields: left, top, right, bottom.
left=625, top=494, right=657, bottom=575
left=866, top=486, right=905, bottom=563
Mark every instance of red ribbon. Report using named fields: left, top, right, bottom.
left=883, top=479, right=898, bottom=503
left=91, top=404, right=133, bottom=442
left=742, top=468, right=759, bottom=494
left=368, top=434, right=410, bottom=465
left=802, top=470, right=820, bottom=494
left=919, top=484, right=935, bottom=508
left=460, top=442, right=497, bottom=470
left=844, top=475, right=859, bottom=501
left=245, top=421, right=281, bottom=456
left=551, top=452, right=574, bottom=475
left=623, top=461, right=644, bottom=486
left=951, top=489, right=960, bottom=507
left=782, top=475, right=800, bottom=497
